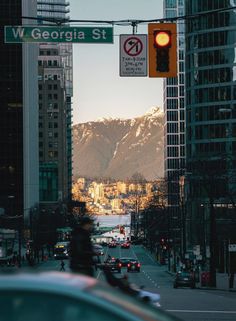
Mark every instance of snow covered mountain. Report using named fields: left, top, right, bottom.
left=73, top=107, right=164, bottom=180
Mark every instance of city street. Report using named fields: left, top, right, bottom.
left=10, top=244, right=236, bottom=321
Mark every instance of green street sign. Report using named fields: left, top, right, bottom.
left=4, top=26, right=113, bottom=44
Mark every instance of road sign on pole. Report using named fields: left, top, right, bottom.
left=120, top=34, right=147, bottom=77
left=4, top=26, right=113, bottom=43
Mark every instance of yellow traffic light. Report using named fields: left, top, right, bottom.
left=148, top=23, right=177, bottom=78
left=154, top=31, right=171, bottom=47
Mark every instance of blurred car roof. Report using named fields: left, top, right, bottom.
left=0, top=272, right=181, bottom=321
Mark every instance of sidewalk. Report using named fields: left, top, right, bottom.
left=196, top=272, right=236, bottom=292
left=0, top=256, right=52, bottom=273
left=141, top=246, right=236, bottom=292
left=166, top=269, right=236, bottom=292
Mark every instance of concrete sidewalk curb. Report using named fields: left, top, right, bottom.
left=165, top=270, right=236, bottom=292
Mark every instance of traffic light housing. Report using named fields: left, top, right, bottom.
left=148, top=23, right=177, bottom=78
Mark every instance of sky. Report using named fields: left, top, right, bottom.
left=69, top=0, right=163, bottom=124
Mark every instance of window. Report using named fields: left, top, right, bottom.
left=166, top=0, right=177, bottom=8
left=0, top=291, right=129, bottom=321
left=167, top=111, right=178, bottom=121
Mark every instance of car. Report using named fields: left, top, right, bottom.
left=0, top=272, right=179, bottom=321
left=127, top=259, right=141, bottom=272
left=93, top=244, right=104, bottom=256
left=119, top=257, right=135, bottom=267
left=121, top=242, right=130, bottom=249
left=108, top=241, right=116, bottom=248
left=103, top=257, right=122, bottom=273
left=134, top=285, right=161, bottom=308
left=173, top=271, right=196, bottom=289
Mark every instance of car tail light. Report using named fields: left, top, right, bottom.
left=127, top=263, right=130, bottom=267
left=118, top=263, right=122, bottom=267
left=137, top=263, right=141, bottom=267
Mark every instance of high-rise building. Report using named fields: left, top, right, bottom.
left=37, top=0, right=73, bottom=206
left=163, top=0, right=186, bottom=261
left=0, top=1, right=39, bottom=227
left=185, top=2, right=236, bottom=267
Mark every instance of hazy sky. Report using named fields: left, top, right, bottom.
left=70, top=0, right=163, bottom=124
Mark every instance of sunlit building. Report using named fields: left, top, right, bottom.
left=117, top=181, right=127, bottom=194
left=37, top=0, right=73, bottom=205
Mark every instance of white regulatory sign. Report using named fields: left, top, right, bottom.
left=120, top=34, right=147, bottom=77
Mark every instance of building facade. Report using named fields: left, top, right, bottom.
left=185, top=1, right=236, bottom=270
left=0, top=0, right=39, bottom=227
left=37, top=0, right=73, bottom=206
left=163, top=0, right=186, bottom=263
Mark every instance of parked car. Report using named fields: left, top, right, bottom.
left=173, top=271, right=195, bottom=289
left=103, top=257, right=122, bottom=273
left=127, top=259, right=141, bottom=272
left=0, top=272, right=180, bottom=321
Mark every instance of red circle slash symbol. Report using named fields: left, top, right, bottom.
left=124, top=37, right=143, bottom=57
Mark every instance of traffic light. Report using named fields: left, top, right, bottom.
left=148, top=23, right=177, bottom=78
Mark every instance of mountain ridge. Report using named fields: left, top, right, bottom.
left=73, top=107, right=164, bottom=180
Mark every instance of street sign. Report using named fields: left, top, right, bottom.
left=229, top=244, right=236, bottom=252
left=4, top=26, right=113, bottom=43
left=120, top=34, right=147, bottom=77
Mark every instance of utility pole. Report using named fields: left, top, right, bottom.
left=209, top=194, right=217, bottom=287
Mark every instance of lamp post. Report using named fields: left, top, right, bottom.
left=219, top=108, right=235, bottom=288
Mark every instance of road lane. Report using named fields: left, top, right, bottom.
left=12, top=243, right=236, bottom=321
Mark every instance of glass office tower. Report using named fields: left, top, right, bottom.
left=163, top=0, right=186, bottom=265
left=185, top=1, right=236, bottom=269
left=0, top=1, right=39, bottom=226
left=37, top=0, right=73, bottom=204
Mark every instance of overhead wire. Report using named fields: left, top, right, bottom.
left=21, top=5, right=236, bottom=27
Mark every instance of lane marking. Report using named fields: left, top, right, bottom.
left=96, top=270, right=102, bottom=279
left=167, top=310, right=236, bottom=314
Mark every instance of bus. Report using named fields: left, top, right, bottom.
left=0, top=229, right=16, bottom=265
left=54, top=241, right=70, bottom=260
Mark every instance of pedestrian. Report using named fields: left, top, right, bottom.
left=69, top=215, right=95, bottom=277
left=60, top=260, right=65, bottom=271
